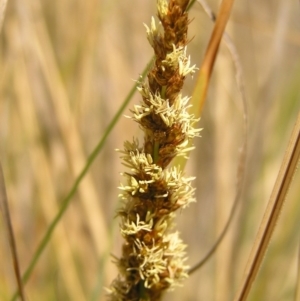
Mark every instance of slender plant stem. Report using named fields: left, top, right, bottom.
left=189, top=0, right=248, bottom=275
left=234, top=111, right=300, bottom=301
left=10, top=62, right=152, bottom=301
left=0, top=163, right=26, bottom=301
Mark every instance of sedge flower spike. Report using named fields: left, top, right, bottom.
left=107, top=1, right=200, bottom=300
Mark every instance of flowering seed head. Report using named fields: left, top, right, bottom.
left=108, top=1, right=201, bottom=300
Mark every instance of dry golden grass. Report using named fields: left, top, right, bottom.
left=0, top=0, right=299, bottom=301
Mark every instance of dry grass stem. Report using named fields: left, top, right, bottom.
left=0, top=0, right=8, bottom=33
left=190, top=0, right=235, bottom=116
left=188, top=0, right=247, bottom=277
left=0, top=163, right=26, bottom=301
left=15, top=54, right=86, bottom=301
left=234, top=111, right=300, bottom=301
left=26, top=0, right=108, bottom=256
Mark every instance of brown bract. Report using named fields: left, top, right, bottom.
left=149, top=0, right=190, bottom=104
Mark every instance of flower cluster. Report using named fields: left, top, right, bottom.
left=108, top=1, right=200, bottom=300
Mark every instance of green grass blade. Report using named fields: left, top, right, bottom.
left=10, top=62, right=151, bottom=301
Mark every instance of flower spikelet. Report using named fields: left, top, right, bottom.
left=108, top=1, right=199, bottom=300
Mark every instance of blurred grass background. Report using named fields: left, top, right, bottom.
left=0, top=0, right=299, bottom=300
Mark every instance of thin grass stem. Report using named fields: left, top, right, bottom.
left=9, top=62, right=151, bottom=301
left=234, top=111, right=300, bottom=301
left=189, top=0, right=248, bottom=275
left=0, top=163, right=26, bottom=301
